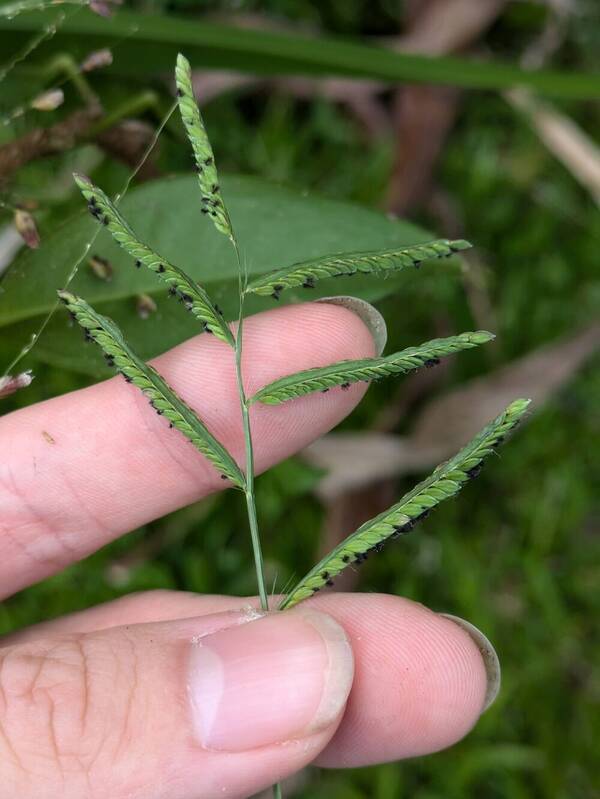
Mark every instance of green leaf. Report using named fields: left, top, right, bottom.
left=246, top=239, right=471, bottom=299
left=280, top=398, right=531, bottom=609
left=1, top=175, right=453, bottom=376
left=251, top=331, right=493, bottom=405
left=57, top=290, right=245, bottom=489
left=72, top=173, right=235, bottom=346
left=4, top=8, right=600, bottom=100
left=175, top=52, right=233, bottom=241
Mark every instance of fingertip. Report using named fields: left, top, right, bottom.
left=311, top=594, right=489, bottom=766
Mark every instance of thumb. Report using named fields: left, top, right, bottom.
left=0, top=608, right=354, bottom=799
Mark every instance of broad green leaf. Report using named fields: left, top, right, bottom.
left=72, top=172, right=235, bottom=346
left=3, top=8, right=600, bottom=99
left=57, top=290, right=245, bottom=488
left=0, top=175, right=457, bottom=376
left=250, top=331, right=494, bottom=405
left=280, top=398, right=531, bottom=609
left=246, top=239, right=470, bottom=299
left=175, top=53, right=233, bottom=241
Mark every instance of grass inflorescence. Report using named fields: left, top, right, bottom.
left=58, top=53, right=531, bottom=799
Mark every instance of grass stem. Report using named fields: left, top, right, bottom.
left=232, top=238, right=269, bottom=611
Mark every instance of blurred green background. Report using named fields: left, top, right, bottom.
left=0, top=1, right=598, bottom=797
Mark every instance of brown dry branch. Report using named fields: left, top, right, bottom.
left=0, top=104, right=102, bottom=185
left=0, top=105, right=161, bottom=187
left=386, top=0, right=509, bottom=215
left=505, top=89, right=600, bottom=206
left=96, top=120, right=161, bottom=179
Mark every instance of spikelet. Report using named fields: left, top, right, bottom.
left=251, top=331, right=493, bottom=405
left=280, top=398, right=531, bottom=609
left=74, top=173, right=234, bottom=346
left=58, top=291, right=245, bottom=488
left=246, top=239, right=472, bottom=299
left=175, top=53, right=233, bottom=240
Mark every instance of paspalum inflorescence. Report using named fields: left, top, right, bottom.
left=59, top=53, right=530, bottom=623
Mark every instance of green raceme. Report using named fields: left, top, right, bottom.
left=280, top=398, right=531, bottom=609
left=251, top=331, right=493, bottom=405
left=73, top=173, right=234, bottom=346
left=246, top=238, right=471, bottom=299
left=175, top=53, right=234, bottom=241
left=57, top=290, right=245, bottom=488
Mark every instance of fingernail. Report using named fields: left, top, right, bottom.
left=316, top=296, right=387, bottom=355
left=440, top=614, right=501, bottom=712
left=188, top=609, right=354, bottom=751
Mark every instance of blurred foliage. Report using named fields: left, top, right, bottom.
left=0, top=1, right=599, bottom=798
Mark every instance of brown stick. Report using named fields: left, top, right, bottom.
left=0, top=105, right=102, bottom=185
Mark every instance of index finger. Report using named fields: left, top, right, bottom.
left=0, top=301, right=376, bottom=597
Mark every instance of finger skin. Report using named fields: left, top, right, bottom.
left=0, top=303, right=374, bottom=597
left=0, top=609, right=348, bottom=799
left=1, top=591, right=489, bottom=770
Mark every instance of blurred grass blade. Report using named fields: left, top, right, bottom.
left=280, top=398, right=531, bottom=609
left=175, top=53, right=234, bottom=240
left=4, top=9, right=600, bottom=99
left=58, top=290, right=245, bottom=488
left=246, top=239, right=470, bottom=299
left=251, top=331, right=493, bottom=405
left=73, top=173, right=234, bottom=346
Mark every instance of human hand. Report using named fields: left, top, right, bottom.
left=0, top=301, right=499, bottom=798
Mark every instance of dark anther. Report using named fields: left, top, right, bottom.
left=393, top=520, right=414, bottom=536
left=342, top=554, right=350, bottom=563
left=302, top=277, right=316, bottom=288
left=413, top=260, right=421, bottom=269
left=424, top=357, right=441, bottom=368
left=312, top=587, right=320, bottom=593
left=321, top=388, right=329, bottom=393
left=204, top=157, right=213, bottom=166
left=158, top=264, right=166, bottom=273
left=168, top=286, right=177, bottom=296
left=271, top=284, right=284, bottom=300
left=341, top=382, right=350, bottom=390
left=201, top=208, right=209, bottom=214
left=413, top=509, right=430, bottom=524
left=215, top=304, right=224, bottom=316
left=176, top=88, right=184, bottom=97
left=326, top=579, right=335, bottom=587
left=467, top=463, right=483, bottom=479
left=135, top=260, right=142, bottom=268
left=321, top=571, right=330, bottom=580
left=211, top=183, right=219, bottom=193
left=102, top=215, right=109, bottom=226
left=221, top=474, right=228, bottom=480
